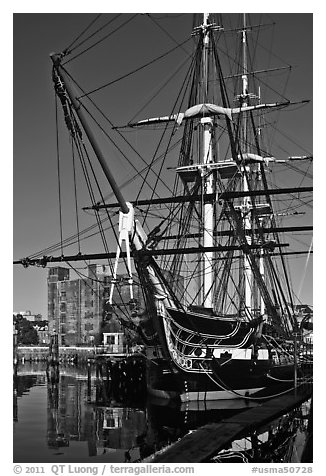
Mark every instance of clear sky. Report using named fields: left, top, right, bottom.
left=12, top=8, right=313, bottom=318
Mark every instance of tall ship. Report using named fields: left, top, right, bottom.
left=15, top=13, right=313, bottom=403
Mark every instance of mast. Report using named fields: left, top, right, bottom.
left=201, top=13, right=215, bottom=308
left=241, top=13, right=253, bottom=317
left=257, top=88, right=266, bottom=317
left=259, top=225, right=266, bottom=316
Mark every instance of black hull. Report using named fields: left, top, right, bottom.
left=141, top=306, right=312, bottom=403
left=145, top=352, right=300, bottom=402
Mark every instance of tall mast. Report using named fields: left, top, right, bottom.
left=241, top=13, right=252, bottom=317
left=242, top=13, right=249, bottom=136
left=257, top=86, right=266, bottom=317
left=201, top=13, right=215, bottom=308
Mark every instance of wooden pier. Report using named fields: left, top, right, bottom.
left=151, top=386, right=312, bottom=463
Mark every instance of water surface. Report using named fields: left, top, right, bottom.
left=13, top=362, right=310, bottom=463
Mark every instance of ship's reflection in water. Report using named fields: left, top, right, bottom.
left=13, top=362, right=310, bottom=463
left=208, top=401, right=311, bottom=463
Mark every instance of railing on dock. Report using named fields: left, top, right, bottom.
left=14, top=344, right=138, bottom=363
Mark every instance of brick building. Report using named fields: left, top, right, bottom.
left=47, top=265, right=144, bottom=346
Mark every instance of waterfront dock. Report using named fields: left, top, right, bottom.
left=151, top=387, right=312, bottom=463
left=15, top=345, right=143, bottom=363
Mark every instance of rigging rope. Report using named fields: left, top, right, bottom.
left=63, top=14, right=136, bottom=65
left=71, top=127, right=111, bottom=261
left=61, top=67, right=175, bottom=199
left=146, top=13, right=191, bottom=56
left=135, top=43, right=199, bottom=226
left=297, top=238, right=313, bottom=302
left=65, top=261, right=134, bottom=327
left=127, top=55, right=191, bottom=125
left=63, top=13, right=103, bottom=55
left=199, top=362, right=302, bottom=401
left=71, top=139, right=81, bottom=254
left=77, top=36, right=192, bottom=99
left=54, top=94, right=64, bottom=256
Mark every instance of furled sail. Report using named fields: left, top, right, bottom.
left=118, top=99, right=309, bottom=128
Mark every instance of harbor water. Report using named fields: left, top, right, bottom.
left=13, top=362, right=311, bottom=463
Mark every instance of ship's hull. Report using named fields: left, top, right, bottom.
left=146, top=354, right=296, bottom=403
left=143, top=307, right=301, bottom=403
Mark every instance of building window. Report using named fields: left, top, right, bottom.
left=105, top=335, right=115, bottom=345
left=85, top=323, right=93, bottom=331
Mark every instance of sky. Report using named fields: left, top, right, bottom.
left=11, top=7, right=314, bottom=319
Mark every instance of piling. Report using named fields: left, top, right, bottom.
left=47, top=332, right=59, bottom=367
left=90, top=353, right=146, bottom=405
left=87, top=358, right=92, bottom=402
left=13, top=326, right=18, bottom=370
left=301, top=399, right=313, bottom=462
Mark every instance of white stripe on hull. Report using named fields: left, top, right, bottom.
left=180, top=399, right=259, bottom=411
left=181, top=387, right=265, bottom=402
